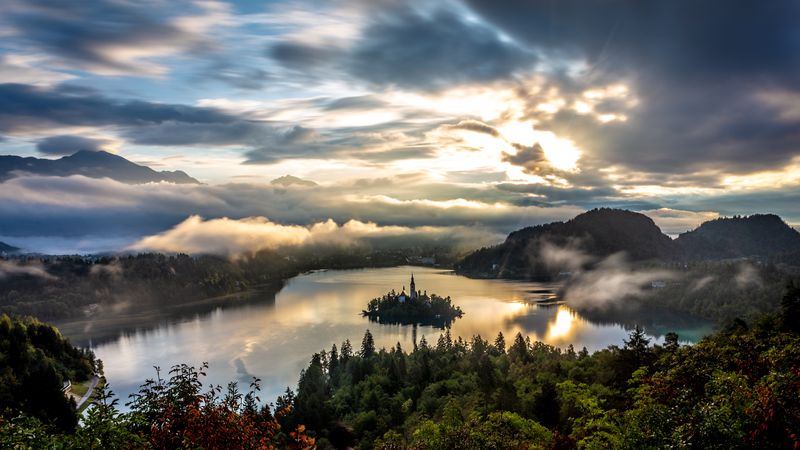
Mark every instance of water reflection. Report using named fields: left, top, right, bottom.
left=547, top=307, right=576, bottom=341
left=83, top=266, right=713, bottom=410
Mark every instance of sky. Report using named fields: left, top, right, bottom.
left=1, top=0, right=799, bottom=254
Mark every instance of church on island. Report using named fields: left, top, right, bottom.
left=363, top=274, right=463, bottom=326
left=397, top=274, right=424, bottom=303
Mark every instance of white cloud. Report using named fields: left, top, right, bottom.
left=130, top=215, right=501, bottom=256
left=0, top=259, right=57, bottom=280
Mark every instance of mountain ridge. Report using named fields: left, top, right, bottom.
left=457, top=208, right=800, bottom=279
left=0, top=241, right=20, bottom=254
left=0, top=150, right=199, bottom=184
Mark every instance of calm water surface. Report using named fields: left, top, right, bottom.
left=90, top=266, right=713, bottom=408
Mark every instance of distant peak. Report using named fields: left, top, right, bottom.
left=64, top=150, right=122, bottom=160
left=0, top=150, right=199, bottom=184
left=270, top=175, right=318, bottom=187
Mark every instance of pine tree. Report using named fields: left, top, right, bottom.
left=328, top=344, right=339, bottom=375
left=494, top=332, right=506, bottom=354
left=664, top=332, right=679, bottom=352
left=360, top=330, right=375, bottom=358
left=340, top=339, right=353, bottom=362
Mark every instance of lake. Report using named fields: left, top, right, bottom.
left=85, top=266, right=713, bottom=408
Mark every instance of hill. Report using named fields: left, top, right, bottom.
left=270, top=174, right=318, bottom=187
left=457, top=209, right=800, bottom=279
left=675, top=214, right=800, bottom=260
left=457, top=208, right=674, bottom=279
left=0, top=314, right=96, bottom=432
left=0, top=241, right=20, bottom=254
left=0, top=150, right=199, bottom=184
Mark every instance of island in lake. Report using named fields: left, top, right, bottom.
left=362, top=274, right=463, bottom=327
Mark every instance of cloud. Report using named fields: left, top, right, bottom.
left=535, top=241, right=674, bottom=310
left=443, top=120, right=500, bottom=137
left=689, top=275, right=715, bottom=293
left=0, top=83, right=236, bottom=134
left=0, top=54, right=74, bottom=86
left=89, top=261, right=124, bottom=277
left=496, top=183, right=618, bottom=203
left=734, top=263, right=762, bottom=289
left=267, top=6, right=535, bottom=90
left=0, top=174, right=583, bottom=250
left=464, top=0, right=800, bottom=83
left=345, top=9, right=534, bottom=90
left=461, top=0, right=800, bottom=175
left=0, top=259, right=57, bottom=280
left=559, top=253, right=674, bottom=311
left=502, top=143, right=554, bottom=175
left=3, top=0, right=222, bottom=76
left=538, top=239, right=594, bottom=274
left=130, top=215, right=501, bottom=257
left=36, top=135, right=114, bottom=156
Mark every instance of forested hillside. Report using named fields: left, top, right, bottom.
left=0, top=315, right=95, bottom=432
left=458, top=208, right=674, bottom=279
left=675, top=214, right=800, bottom=260
left=458, top=209, right=800, bottom=280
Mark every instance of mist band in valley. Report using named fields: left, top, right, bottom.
left=362, top=274, right=463, bottom=327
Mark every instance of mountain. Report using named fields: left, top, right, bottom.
left=270, top=174, right=318, bottom=187
left=0, top=241, right=20, bottom=254
left=675, top=214, right=800, bottom=260
left=457, top=208, right=674, bottom=279
left=0, top=150, right=199, bottom=184
left=458, top=209, right=800, bottom=279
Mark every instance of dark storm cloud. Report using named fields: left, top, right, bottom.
left=37, top=135, right=110, bottom=156
left=128, top=121, right=268, bottom=146
left=0, top=83, right=236, bottom=133
left=267, top=8, right=535, bottom=90
left=463, top=0, right=800, bottom=83
left=465, top=0, right=800, bottom=175
left=347, top=9, right=533, bottom=89
left=269, top=41, right=343, bottom=69
left=4, top=0, right=212, bottom=74
left=540, top=86, right=800, bottom=174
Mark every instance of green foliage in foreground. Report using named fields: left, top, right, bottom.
left=282, top=285, right=800, bottom=449
left=0, top=364, right=315, bottom=449
left=0, top=314, right=95, bottom=432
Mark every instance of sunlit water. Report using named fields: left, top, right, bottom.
left=88, top=266, right=713, bottom=409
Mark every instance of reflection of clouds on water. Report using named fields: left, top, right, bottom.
left=233, top=357, right=253, bottom=383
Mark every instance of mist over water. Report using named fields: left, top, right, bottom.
left=83, top=266, right=712, bottom=410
